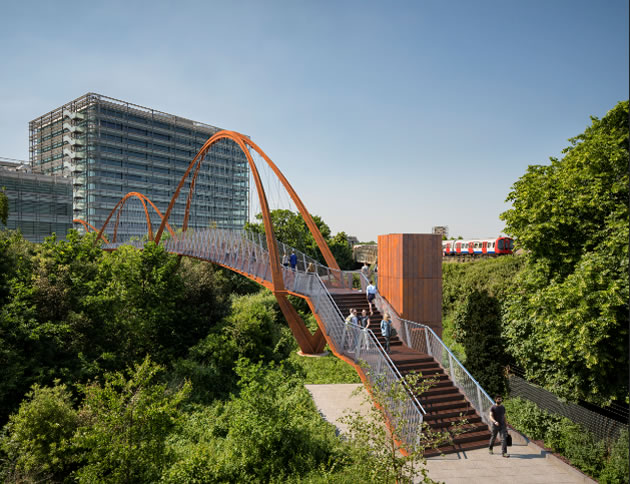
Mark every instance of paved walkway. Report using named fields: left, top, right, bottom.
left=306, top=383, right=595, bottom=484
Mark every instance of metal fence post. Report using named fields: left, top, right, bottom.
left=476, top=386, right=483, bottom=414
left=449, top=353, right=456, bottom=386
left=424, top=329, right=432, bottom=356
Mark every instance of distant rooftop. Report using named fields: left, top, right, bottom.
left=30, top=92, right=224, bottom=134
left=0, top=156, right=30, bottom=172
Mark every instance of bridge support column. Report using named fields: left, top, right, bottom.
left=274, top=292, right=326, bottom=354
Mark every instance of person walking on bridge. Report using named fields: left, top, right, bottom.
left=289, top=251, right=297, bottom=271
left=488, top=395, right=509, bottom=458
left=366, top=280, right=377, bottom=315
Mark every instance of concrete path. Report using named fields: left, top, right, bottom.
left=306, top=383, right=595, bottom=484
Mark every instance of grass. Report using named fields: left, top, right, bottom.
left=289, top=347, right=360, bottom=384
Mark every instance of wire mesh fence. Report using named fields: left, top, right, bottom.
left=507, top=371, right=628, bottom=442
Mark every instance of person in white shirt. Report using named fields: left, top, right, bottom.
left=366, top=281, right=377, bottom=315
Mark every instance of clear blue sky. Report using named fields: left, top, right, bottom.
left=1, top=0, right=627, bottom=242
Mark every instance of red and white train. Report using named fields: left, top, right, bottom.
left=442, top=237, right=514, bottom=256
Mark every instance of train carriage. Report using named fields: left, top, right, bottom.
left=442, top=237, right=513, bottom=257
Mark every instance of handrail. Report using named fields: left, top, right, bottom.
left=102, top=228, right=427, bottom=438
left=355, top=270, right=494, bottom=423
left=309, top=273, right=427, bottom=415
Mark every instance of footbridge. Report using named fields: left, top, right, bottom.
left=74, top=130, right=493, bottom=455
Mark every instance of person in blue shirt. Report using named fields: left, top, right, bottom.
left=380, top=313, right=392, bottom=353
left=289, top=251, right=297, bottom=271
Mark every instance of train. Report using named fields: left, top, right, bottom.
left=442, top=237, right=514, bottom=256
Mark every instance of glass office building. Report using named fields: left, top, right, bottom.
left=0, top=158, right=73, bottom=243
left=29, top=93, right=249, bottom=240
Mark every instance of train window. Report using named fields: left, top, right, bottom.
left=498, top=240, right=504, bottom=250
left=508, top=240, right=514, bottom=249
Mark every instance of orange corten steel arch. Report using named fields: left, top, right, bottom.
left=96, top=192, right=175, bottom=244
left=153, top=130, right=336, bottom=354
left=73, top=218, right=110, bottom=243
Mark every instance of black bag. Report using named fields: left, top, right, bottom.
left=506, top=434, right=512, bottom=447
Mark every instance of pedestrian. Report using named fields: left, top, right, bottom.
left=345, top=308, right=359, bottom=325
left=289, top=251, right=297, bottom=271
left=282, top=252, right=289, bottom=268
left=366, top=280, right=377, bottom=315
left=380, top=313, right=392, bottom=353
left=488, top=395, right=510, bottom=458
left=359, top=309, right=370, bottom=329
left=361, top=262, right=369, bottom=279
left=307, top=262, right=315, bottom=273
left=359, top=309, right=371, bottom=349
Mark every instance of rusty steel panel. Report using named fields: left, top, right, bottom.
left=378, top=233, right=442, bottom=337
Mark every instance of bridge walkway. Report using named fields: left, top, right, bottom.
left=103, top=227, right=493, bottom=456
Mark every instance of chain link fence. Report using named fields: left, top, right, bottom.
left=507, top=370, right=628, bottom=442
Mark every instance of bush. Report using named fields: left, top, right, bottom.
left=504, top=397, right=628, bottom=481
left=599, top=429, right=629, bottom=484
left=453, top=289, right=508, bottom=397
left=0, top=382, right=79, bottom=482
left=71, top=357, right=190, bottom=483
left=162, top=359, right=345, bottom=482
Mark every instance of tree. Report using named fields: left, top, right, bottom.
left=245, top=209, right=356, bottom=269
left=0, top=383, right=79, bottom=482
left=71, top=357, right=190, bottom=483
left=500, top=100, right=629, bottom=405
left=453, top=289, right=508, bottom=397
left=162, top=359, right=344, bottom=483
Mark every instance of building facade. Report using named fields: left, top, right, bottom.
left=29, top=93, right=249, bottom=240
left=0, top=158, right=73, bottom=243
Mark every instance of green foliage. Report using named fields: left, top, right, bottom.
left=287, top=350, right=360, bottom=384
left=453, top=289, right=508, bottom=397
left=71, top=357, right=190, bottom=483
left=441, top=256, right=523, bottom=360
left=162, top=360, right=344, bottom=483
left=171, top=290, right=297, bottom=404
left=599, top=429, right=629, bottom=484
left=500, top=101, right=629, bottom=405
left=341, top=371, right=465, bottom=484
left=224, top=291, right=294, bottom=363
left=328, top=231, right=355, bottom=270
left=0, top=383, right=79, bottom=482
left=245, top=209, right=356, bottom=269
left=504, top=397, right=628, bottom=481
left=442, top=256, right=524, bottom=317
left=0, top=231, right=233, bottom=424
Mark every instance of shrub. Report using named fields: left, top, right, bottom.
left=0, top=382, right=79, bottom=482
left=453, top=289, right=508, bottom=397
left=599, top=429, right=629, bottom=484
left=504, top=397, right=629, bottom=481
left=71, top=357, right=190, bottom=483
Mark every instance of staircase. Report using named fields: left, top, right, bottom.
left=332, top=291, right=491, bottom=456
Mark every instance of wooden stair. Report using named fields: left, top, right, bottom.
left=332, top=291, right=491, bottom=456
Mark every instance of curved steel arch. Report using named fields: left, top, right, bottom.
left=154, top=130, right=335, bottom=353
left=96, top=192, right=175, bottom=244
left=73, top=218, right=110, bottom=243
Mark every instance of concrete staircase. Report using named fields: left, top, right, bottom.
left=331, top=291, right=491, bottom=456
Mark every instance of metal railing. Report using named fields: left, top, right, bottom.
left=102, top=228, right=428, bottom=444
left=288, top=269, right=425, bottom=443
left=355, top=271, right=494, bottom=425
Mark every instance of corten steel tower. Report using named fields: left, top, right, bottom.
left=29, top=93, right=249, bottom=240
